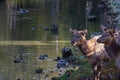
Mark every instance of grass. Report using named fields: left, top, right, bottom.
left=51, top=56, right=118, bottom=80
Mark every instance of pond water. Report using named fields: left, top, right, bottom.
left=0, top=0, right=99, bottom=80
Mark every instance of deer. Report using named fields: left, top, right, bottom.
left=69, top=28, right=111, bottom=80
left=97, top=26, right=120, bottom=70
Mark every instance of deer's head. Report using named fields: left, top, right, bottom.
left=97, top=25, right=115, bottom=45
left=69, top=28, right=87, bottom=46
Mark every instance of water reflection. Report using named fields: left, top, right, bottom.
left=0, top=0, right=101, bottom=79
left=0, top=0, right=73, bottom=80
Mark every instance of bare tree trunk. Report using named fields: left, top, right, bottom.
left=51, top=0, right=59, bottom=25
left=85, top=0, right=92, bottom=28
left=6, top=0, right=17, bottom=32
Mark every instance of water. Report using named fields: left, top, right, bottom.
left=0, top=0, right=99, bottom=80
left=0, top=0, right=73, bottom=80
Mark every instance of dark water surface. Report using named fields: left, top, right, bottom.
left=0, top=0, right=98, bottom=80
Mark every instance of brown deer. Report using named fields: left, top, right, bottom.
left=69, top=28, right=111, bottom=80
left=97, top=26, right=120, bottom=70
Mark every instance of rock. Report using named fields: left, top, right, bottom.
left=51, top=24, right=59, bottom=34
left=57, top=59, right=68, bottom=68
left=61, top=47, right=73, bottom=59
left=39, top=54, right=48, bottom=60
left=14, top=59, right=23, bottom=63
left=35, top=68, right=43, bottom=74
left=44, top=27, right=49, bottom=30
left=19, top=8, right=29, bottom=14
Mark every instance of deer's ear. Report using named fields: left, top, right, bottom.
left=101, top=25, right=107, bottom=32
left=80, top=29, right=87, bottom=36
left=69, top=28, right=77, bottom=34
left=110, top=29, right=115, bottom=36
left=84, top=29, right=88, bottom=34
left=112, top=29, right=115, bottom=33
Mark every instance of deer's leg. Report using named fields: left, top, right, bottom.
left=93, top=63, right=102, bottom=80
left=93, top=64, right=98, bottom=80
left=97, top=64, right=102, bottom=80
left=116, top=57, right=120, bottom=70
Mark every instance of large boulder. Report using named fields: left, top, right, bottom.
left=61, top=47, right=73, bottom=59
